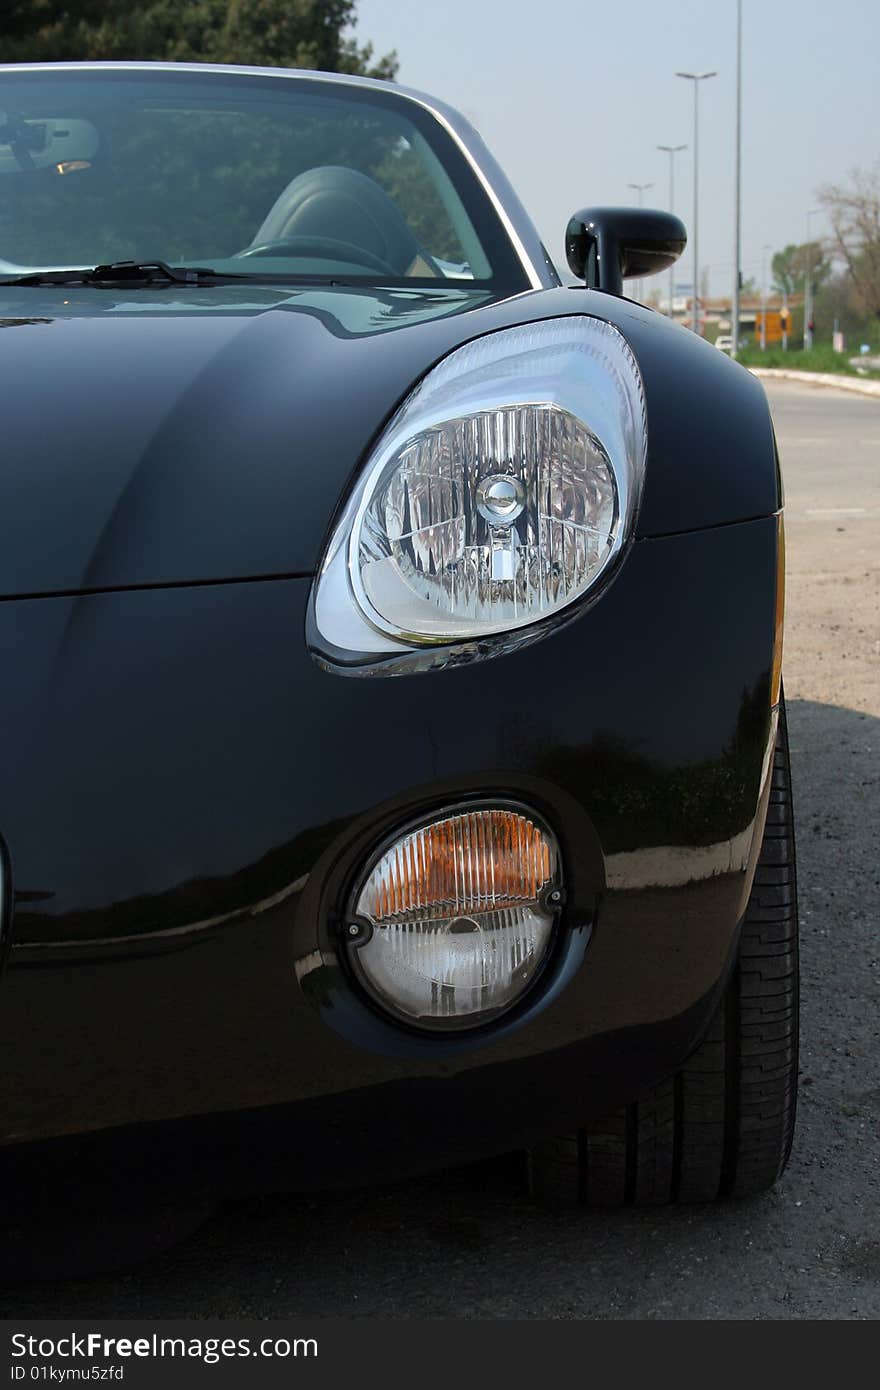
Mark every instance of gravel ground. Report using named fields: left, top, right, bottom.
left=2, top=381, right=878, bottom=1320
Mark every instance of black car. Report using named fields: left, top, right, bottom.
left=0, top=62, right=796, bottom=1252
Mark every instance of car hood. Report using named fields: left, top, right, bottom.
left=0, top=283, right=498, bottom=597
left=0, top=282, right=779, bottom=598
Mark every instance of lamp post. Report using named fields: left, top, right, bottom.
left=804, top=208, right=820, bottom=350
left=676, top=70, right=717, bottom=333
left=731, top=0, right=743, bottom=357
left=657, top=144, right=687, bottom=315
left=627, top=182, right=654, bottom=302
left=760, top=242, right=771, bottom=350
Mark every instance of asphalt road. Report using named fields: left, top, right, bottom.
left=3, top=380, right=878, bottom=1320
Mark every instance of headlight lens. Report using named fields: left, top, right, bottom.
left=349, top=804, right=561, bottom=1029
left=311, top=316, right=646, bottom=673
left=355, top=403, right=617, bottom=639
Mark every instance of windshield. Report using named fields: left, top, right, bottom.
left=0, top=68, right=521, bottom=287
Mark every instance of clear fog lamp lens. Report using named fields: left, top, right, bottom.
left=349, top=806, right=561, bottom=1028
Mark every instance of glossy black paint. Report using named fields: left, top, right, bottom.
left=0, top=283, right=778, bottom=599
left=565, top=207, right=688, bottom=294
left=0, top=516, right=780, bottom=1170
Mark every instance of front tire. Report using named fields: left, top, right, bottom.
left=528, top=701, right=799, bottom=1207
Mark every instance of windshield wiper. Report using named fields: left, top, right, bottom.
left=0, top=260, right=256, bottom=288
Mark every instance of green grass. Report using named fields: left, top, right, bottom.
left=735, top=342, right=880, bottom=377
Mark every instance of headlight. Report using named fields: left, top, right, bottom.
left=346, top=803, right=562, bottom=1029
left=310, top=316, right=646, bottom=674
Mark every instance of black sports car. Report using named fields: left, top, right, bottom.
left=0, top=62, right=796, bottom=1250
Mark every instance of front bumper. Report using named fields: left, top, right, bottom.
left=0, top=516, right=779, bottom=1182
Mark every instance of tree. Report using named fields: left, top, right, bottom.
left=0, top=1, right=397, bottom=78
left=813, top=270, right=875, bottom=342
left=818, top=164, right=880, bottom=321
left=771, top=241, right=831, bottom=298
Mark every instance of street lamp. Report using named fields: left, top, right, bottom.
left=676, top=70, right=717, bottom=333
left=760, top=242, right=771, bottom=350
left=627, top=182, right=654, bottom=302
left=657, top=144, right=687, bottom=315
left=804, top=208, right=821, bottom=350
left=732, top=0, right=743, bottom=357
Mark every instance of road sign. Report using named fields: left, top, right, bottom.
left=756, top=310, right=788, bottom=345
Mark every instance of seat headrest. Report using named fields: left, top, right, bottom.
left=252, top=165, right=421, bottom=273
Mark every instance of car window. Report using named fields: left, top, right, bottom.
left=0, top=70, right=505, bottom=284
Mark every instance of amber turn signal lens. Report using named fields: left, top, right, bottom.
left=359, top=808, right=554, bottom=924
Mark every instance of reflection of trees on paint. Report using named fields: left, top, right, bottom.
left=521, top=676, right=773, bottom=854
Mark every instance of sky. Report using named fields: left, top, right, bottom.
left=355, top=0, right=880, bottom=297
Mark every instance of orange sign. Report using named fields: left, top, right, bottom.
left=756, top=310, right=788, bottom=344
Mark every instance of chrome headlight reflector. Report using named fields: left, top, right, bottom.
left=311, top=316, right=646, bottom=673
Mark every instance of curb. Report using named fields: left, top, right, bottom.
left=748, top=367, right=880, bottom=398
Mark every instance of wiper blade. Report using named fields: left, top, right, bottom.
left=0, top=260, right=254, bottom=288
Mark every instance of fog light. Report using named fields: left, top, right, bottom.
left=348, top=804, right=561, bottom=1029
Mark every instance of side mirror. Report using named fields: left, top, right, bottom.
left=566, top=207, right=687, bottom=297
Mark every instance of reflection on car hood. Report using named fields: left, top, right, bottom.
left=0, top=284, right=495, bottom=597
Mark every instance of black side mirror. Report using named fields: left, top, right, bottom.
left=566, top=207, right=687, bottom=297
